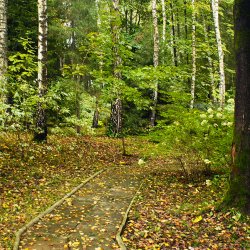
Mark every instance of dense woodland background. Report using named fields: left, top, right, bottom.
left=1, top=0, right=235, bottom=165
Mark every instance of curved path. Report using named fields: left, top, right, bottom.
left=19, top=165, right=147, bottom=250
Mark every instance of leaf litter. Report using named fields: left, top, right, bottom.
left=0, top=134, right=249, bottom=249
left=0, top=133, right=136, bottom=249
left=123, top=171, right=250, bottom=249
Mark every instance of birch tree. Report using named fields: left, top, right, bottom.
left=92, top=0, right=101, bottom=128
left=190, top=0, right=196, bottom=109
left=161, top=0, right=166, bottom=64
left=150, top=0, right=159, bottom=126
left=0, top=0, right=7, bottom=102
left=110, top=0, right=123, bottom=135
left=202, top=14, right=216, bottom=103
left=170, top=0, right=178, bottom=66
left=34, top=0, right=48, bottom=141
left=211, top=0, right=225, bottom=107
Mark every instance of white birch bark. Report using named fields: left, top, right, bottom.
left=170, top=1, right=176, bottom=66
left=34, top=0, right=48, bottom=141
left=110, top=0, right=123, bottom=135
left=190, top=0, right=196, bottom=109
left=151, top=0, right=159, bottom=126
left=161, top=0, right=166, bottom=43
left=96, top=0, right=101, bottom=27
left=161, top=0, right=166, bottom=64
left=0, top=0, right=7, bottom=102
left=202, top=15, right=216, bottom=103
left=211, top=0, right=225, bottom=107
left=38, top=0, right=47, bottom=96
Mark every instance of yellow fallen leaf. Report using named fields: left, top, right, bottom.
left=2, top=203, right=8, bottom=208
left=71, top=241, right=80, bottom=247
left=192, top=215, right=203, bottom=223
left=162, top=243, right=170, bottom=247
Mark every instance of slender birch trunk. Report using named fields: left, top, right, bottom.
left=161, top=0, right=166, bottom=64
left=0, top=0, right=7, bottom=103
left=34, top=0, right=48, bottom=141
left=161, top=0, right=166, bottom=43
left=184, top=0, right=189, bottom=64
left=110, top=0, right=123, bottom=136
left=211, top=0, right=225, bottom=107
left=170, top=0, right=178, bottom=66
left=92, top=0, right=102, bottom=128
left=202, top=14, right=216, bottom=103
left=150, top=0, right=159, bottom=126
left=190, top=0, right=196, bottom=109
left=96, top=0, right=101, bottom=27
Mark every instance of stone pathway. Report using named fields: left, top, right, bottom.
left=19, top=165, right=147, bottom=250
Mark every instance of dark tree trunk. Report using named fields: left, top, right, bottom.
left=129, top=8, right=133, bottom=33
left=125, top=9, right=128, bottom=33
left=228, top=0, right=250, bottom=214
left=110, top=98, right=122, bottom=135
left=92, top=109, right=99, bottom=128
left=92, top=100, right=99, bottom=128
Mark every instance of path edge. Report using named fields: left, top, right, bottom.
left=13, top=169, right=105, bottom=250
left=116, top=181, right=144, bottom=250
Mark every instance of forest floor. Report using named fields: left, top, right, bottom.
left=0, top=133, right=249, bottom=249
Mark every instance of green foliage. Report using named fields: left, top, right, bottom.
left=0, top=37, right=38, bottom=132
left=148, top=99, right=234, bottom=170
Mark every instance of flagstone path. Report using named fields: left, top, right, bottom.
left=19, top=165, right=148, bottom=250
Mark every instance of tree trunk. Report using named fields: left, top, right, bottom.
left=211, top=0, right=226, bottom=107
left=110, top=98, right=122, bottom=135
left=92, top=99, right=99, bottom=128
left=110, top=0, right=123, bottom=136
left=202, top=14, right=216, bottom=103
left=95, top=0, right=101, bottom=27
left=0, top=0, right=7, bottom=103
left=34, top=0, right=48, bottom=142
left=184, top=0, right=189, bottom=64
left=229, top=0, right=250, bottom=214
left=170, top=0, right=178, bottom=66
left=190, top=0, right=196, bottom=109
left=75, top=77, right=81, bottom=134
left=161, top=0, right=166, bottom=64
left=150, top=0, right=159, bottom=127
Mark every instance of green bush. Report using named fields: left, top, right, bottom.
left=148, top=99, right=234, bottom=171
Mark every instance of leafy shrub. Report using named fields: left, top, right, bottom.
left=148, top=99, right=234, bottom=171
